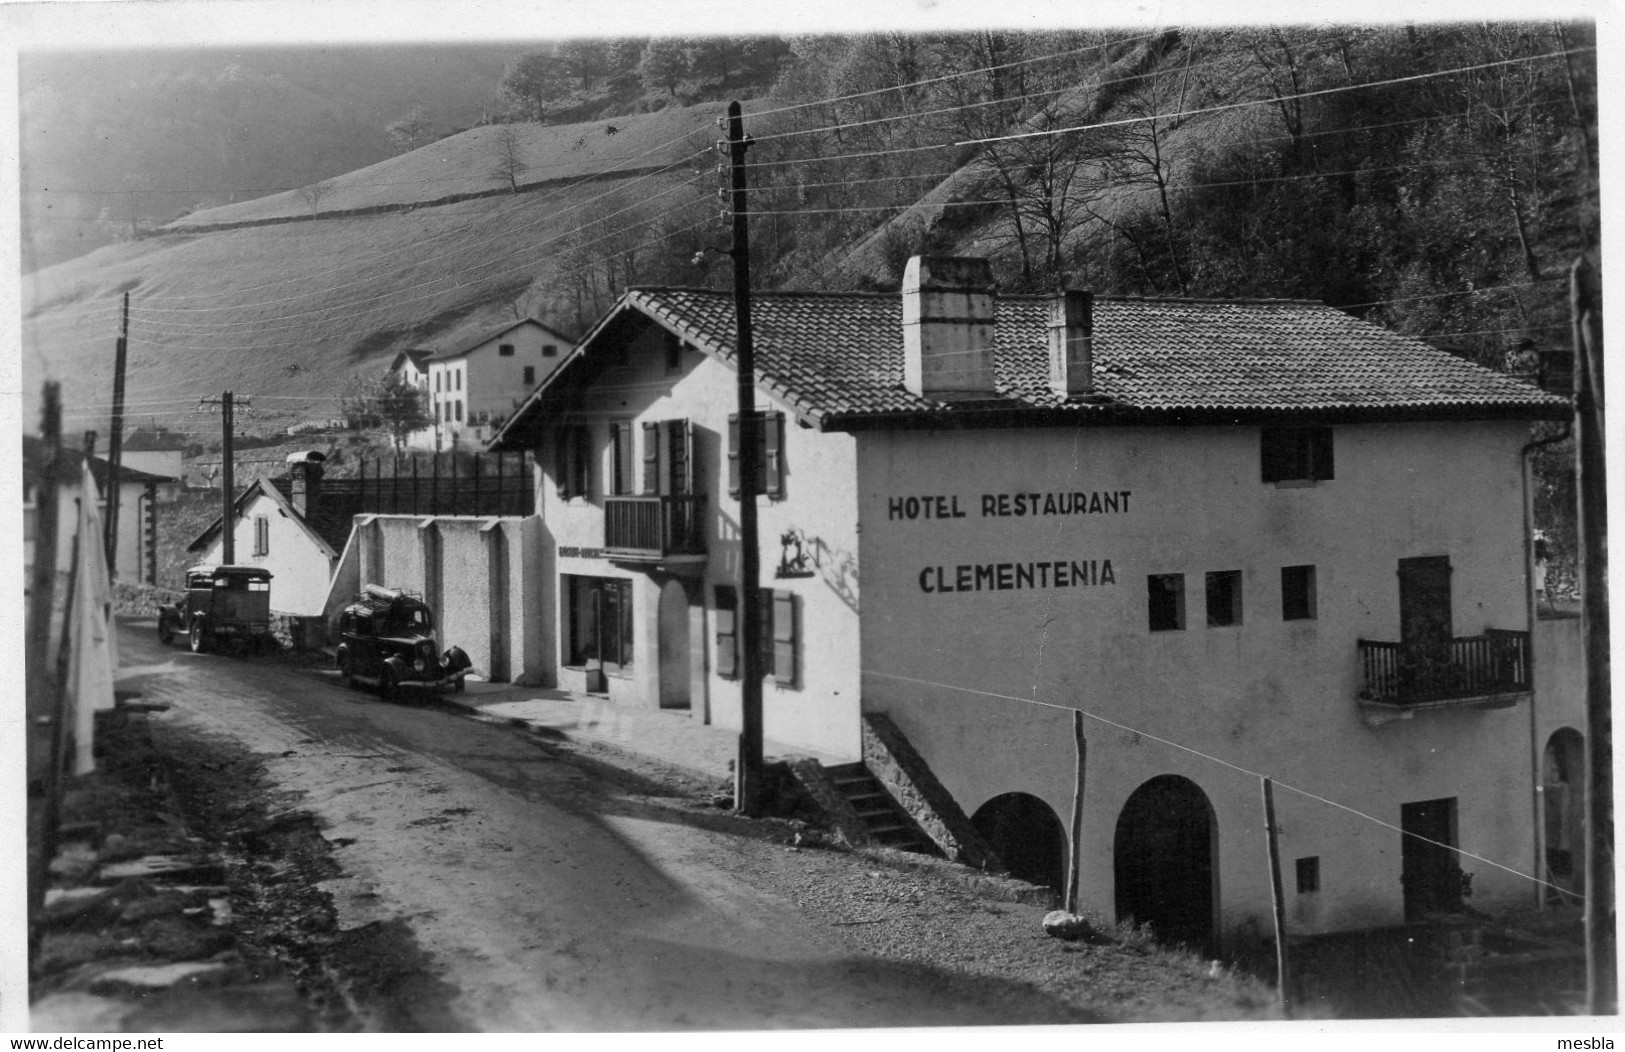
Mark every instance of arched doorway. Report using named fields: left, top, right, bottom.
left=1114, top=775, right=1217, bottom=953
left=971, top=792, right=1067, bottom=894
left=657, top=578, right=691, bottom=709
left=1544, top=728, right=1585, bottom=904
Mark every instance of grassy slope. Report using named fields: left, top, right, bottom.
left=21, top=107, right=727, bottom=437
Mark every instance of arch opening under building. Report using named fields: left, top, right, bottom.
left=971, top=792, right=1067, bottom=895
left=1543, top=727, right=1585, bottom=906
left=1114, top=774, right=1217, bottom=954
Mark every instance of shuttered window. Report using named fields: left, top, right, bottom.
left=1261, top=426, right=1334, bottom=483
left=728, top=411, right=786, bottom=499
left=771, top=590, right=796, bottom=686
left=556, top=426, right=593, bottom=500
left=642, top=421, right=661, bottom=494
left=714, top=586, right=738, bottom=678
left=610, top=422, right=635, bottom=495
left=253, top=515, right=270, bottom=557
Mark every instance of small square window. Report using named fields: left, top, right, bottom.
left=543, top=344, right=558, bottom=357
left=1148, top=574, right=1185, bottom=632
left=1296, top=856, right=1320, bottom=894
left=1261, top=426, right=1334, bottom=483
left=1206, top=570, right=1243, bottom=627
left=1282, top=564, right=1317, bottom=620
left=499, top=343, right=516, bottom=357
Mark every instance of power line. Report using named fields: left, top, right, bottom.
left=955, top=46, right=1590, bottom=148
left=863, top=668, right=1575, bottom=898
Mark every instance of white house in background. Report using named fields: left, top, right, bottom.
left=23, top=438, right=179, bottom=585
left=400, top=310, right=572, bottom=451
left=119, top=426, right=189, bottom=501
left=388, top=348, right=432, bottom=395
left=186, top=452, right=358, bottom=622
left=489, top=254, right=1569, bottom=953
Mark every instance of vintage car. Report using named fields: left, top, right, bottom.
left=159, top=565, right=275, bottom=653
left=334, top=584, right=473, bottom=700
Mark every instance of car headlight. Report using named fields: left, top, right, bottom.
left=413, top=658, right=427, bottom=673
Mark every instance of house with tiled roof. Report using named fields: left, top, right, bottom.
left=482, top=255, right=1566, bottom=950
left=187, top=452, right=362, bottom=619
left=23, top=437, right=180, bottom=585
left=398, top=307, right=572, bottom=451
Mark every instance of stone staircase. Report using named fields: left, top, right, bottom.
left=823, top=762, right=937, bottom=854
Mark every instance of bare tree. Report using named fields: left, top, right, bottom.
left=296, top=178, right=332, bottom=216
left=489, top=125, right=530, bottom=193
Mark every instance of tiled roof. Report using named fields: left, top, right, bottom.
left=622, top=287, right=1567, bottom=428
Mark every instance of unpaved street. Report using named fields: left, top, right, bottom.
left=116, top=619, right=1085, bottom=1031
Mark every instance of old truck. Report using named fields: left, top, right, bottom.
left=158, top=565, right=275, bottom=653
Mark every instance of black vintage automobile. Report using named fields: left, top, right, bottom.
left=334, top=585, right=472, bottom=701
left=159, top=565, right=274, bottom=653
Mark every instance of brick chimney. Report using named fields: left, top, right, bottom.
left=1047, top=288, right=1095, bottom=398
left=902, top=256, right=999, bottom=401
left=285, top=450, right=326, bottom=520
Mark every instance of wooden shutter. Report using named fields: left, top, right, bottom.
left=764, top=412, right=784, bottom=498
left=714, top=587, right=738, bottom=677
left=772, top=591, right=796, bottom=686
left=668, top=419, right=693, bottom=495
left=642, top=421, right=661, bottom=494
left=727, top=414, right=740, bottom=498
left=1310, top=427, right=1334, bottom=480
left=1260, top=428, right=1286, bottom=483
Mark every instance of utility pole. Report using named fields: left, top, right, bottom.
left=198, top=392, right=247, bottom=564
left=1572, top=255, right=1614, bottom=1015
left=104, top=292, right=130, bottom=575
left=25, top=383, right=63, bottom=972
left=723, top=100, right=764, bottom=816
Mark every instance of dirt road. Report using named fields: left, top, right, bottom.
left=117, top=619, right=1084, bottom=1031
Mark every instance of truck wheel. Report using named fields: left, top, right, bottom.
left=379, top=666, right=399, bottom=703
left=189, top=620, right=210, bottom=654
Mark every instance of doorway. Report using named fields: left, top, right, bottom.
left=1543, top=729, right=1585, bottom=904
left=1114, top=775, right=1217, bottom=953
left=1400, top=797, right=1463, bottom=919
left=657, top=578, right=691, bottom=709
left=971, top=793, right=1067, bottom=894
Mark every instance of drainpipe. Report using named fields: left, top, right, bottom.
left=1522, top=422, right=1570, bottom=909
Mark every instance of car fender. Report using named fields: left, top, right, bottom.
left=443, top=646, right=471, bottom=674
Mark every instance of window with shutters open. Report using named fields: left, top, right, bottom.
left=728, top=411, right=785, bottom=499
left=643, top=419, right=694, bottom=495
left=1261, top=426, right=1333, bottom=484
left=715, top=587, right=795, bottom=685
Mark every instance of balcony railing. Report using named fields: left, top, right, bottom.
left=1358, top=630, right=1530, bottom=707
left=604, top=495, right=707, bottom=562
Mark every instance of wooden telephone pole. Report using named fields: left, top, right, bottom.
left=1571, top=256, right=1614, bottom=1015
left=723, top=101, right=765, bottom=816
left=104, top=292, right=130, bottom=575
left=198, top=392, right=247, bottom=564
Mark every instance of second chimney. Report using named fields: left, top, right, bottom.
left=902, top=255, right=998, bottom=401
left=1047, top=288, right=1095, bottom=398
left=286, top=450, right=326, bottom=521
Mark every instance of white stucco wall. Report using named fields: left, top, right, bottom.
left=856, top=419, right=1539, bottom=941
left=190, top=490, right=336, bottom=616
left=535, top=324, right=863, bottom=759
left=351, top=513, right=544, bottom=683
left=424, top=322, right=568, bottom=448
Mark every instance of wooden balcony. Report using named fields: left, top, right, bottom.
left=1357, top=630, right=1530, bottom=725
left=603, top=495, right=707, bottom=566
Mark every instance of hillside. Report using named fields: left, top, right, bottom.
left=22, top=105, right=733, bottom=442
left=21, top=24, right=1596, bottom=475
